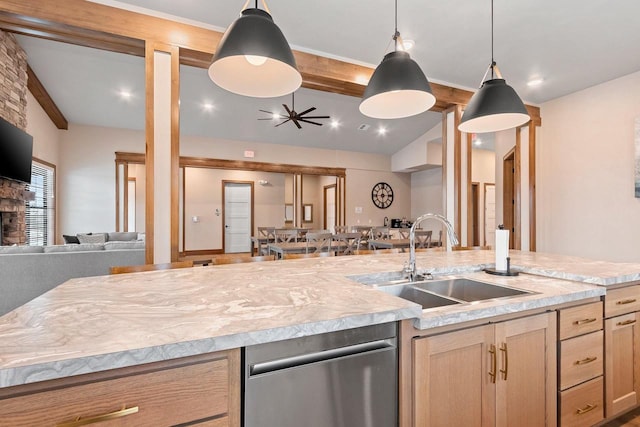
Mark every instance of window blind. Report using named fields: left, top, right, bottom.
left=26, top=161, right=55, bottom=246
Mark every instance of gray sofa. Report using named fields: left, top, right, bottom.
left=0, top=241, right=145, bottom=316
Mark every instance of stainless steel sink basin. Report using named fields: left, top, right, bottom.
left=350, top=272, right=533, bottom=309
left=414, top=278, right=530, bottom=302
left=378, top=284, right=461, bottom=309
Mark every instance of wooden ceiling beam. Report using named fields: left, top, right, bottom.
left=0, top=0, right=541, bottom=123
left=26, top=64, right=68, bottom=130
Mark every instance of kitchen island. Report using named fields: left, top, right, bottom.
left=1, top=250, right=639, bottom=426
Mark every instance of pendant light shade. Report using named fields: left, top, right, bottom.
left=458, top=0, right=530, bottom=133
left=458, top=78, right=529, bottom=133
left=208, top=8, right=302, bottom=98
left=359, top=51, right=436, bottom=119
left=359, top=0, right=435, bottom=119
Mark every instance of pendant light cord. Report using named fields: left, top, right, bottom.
left=393, top=0, right=399, bottom=51
left=491, top=0, right=494, bottom=78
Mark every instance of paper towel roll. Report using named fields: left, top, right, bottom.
left=495, top=229, right=509, bottom=271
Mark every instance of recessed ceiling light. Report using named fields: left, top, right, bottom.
left=272, top=113, right=280, bottom=120
left=527, top=78, right=544, bottom=87
left=330, top=119, right=340, bottom=129
left=474, top=138, right=482, bottom=146
left=377, top=126, right=387, bottom=136
left=203, top=102, right=214, bottom=111
left=118, top=90, right=132, bottom=100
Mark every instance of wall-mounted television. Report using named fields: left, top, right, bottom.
left=0, top=115, right=33, bottom=184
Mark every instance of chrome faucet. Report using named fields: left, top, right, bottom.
left=405, top=213, right=459, bottom=282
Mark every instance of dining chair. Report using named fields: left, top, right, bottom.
left=397, top=228, right=410, bottom=239
left=110, top=260, right=194, bottom=274
left=305, top=232, right=333, bottom=254
left=257, top=226, right=276, bottom=255
left=334, top=225, right=349, bottom=233
left=333, top=232, right=361, bottom=255
left=370, top=226, right=391, bottom=240
left=275, top=228, right=298, bottom=243
left=414, top=230, right=433, bottom=249
left=352, top=226, right=372, bottom=246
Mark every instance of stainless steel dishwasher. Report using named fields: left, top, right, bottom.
left=244, top=322, right=397, bottom=427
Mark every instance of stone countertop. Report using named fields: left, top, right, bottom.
left=0, top=250, right=636, bottom=389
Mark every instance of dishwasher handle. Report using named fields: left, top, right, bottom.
left=249, top=339, right=395, bottom=376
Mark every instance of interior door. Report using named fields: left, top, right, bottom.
left=324, top=185, right=336, bottom=231
left=484, top=184, right=496, bottom=247
left=223, top=182, right=253, bottom=253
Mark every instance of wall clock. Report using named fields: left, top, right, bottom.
left=371, top=182, right=394, bottom=209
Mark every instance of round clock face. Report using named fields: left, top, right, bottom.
left=371, top=182, right=394, bottom=209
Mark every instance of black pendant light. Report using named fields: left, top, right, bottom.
left=458, top=0, right=529, bottom=133
left=359, top=0, right=435, bottom=119
left=208, top=0, right=302, bottom=98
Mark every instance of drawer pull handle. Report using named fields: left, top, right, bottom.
left=56, top=406, right=139, bottom=427
left=616, top=299, right=637, bottom=305
left=617, top=319, right=637, bottom=326
left=574, top=356, right=598, bottom=365
left=574, top=318, right=597, bottom=325
left=488, top=344, right=497, bottom=384
left=499, top=342, right=508, bottom=380
left=576, top=403, right=597, bottom=415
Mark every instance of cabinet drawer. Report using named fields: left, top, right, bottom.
left=560, top=376, right=603, bottom=427
left=0, top=352, right=237, bottom=427
left=560, top=331, right=603, bottom=390
left=559, top=302, right=602, bottom=340
left=605, top=285, right=640, bottom=318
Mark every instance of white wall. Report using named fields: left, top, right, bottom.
left=183, top=167, right=286, bottom=251
left=57, top=124, right=144, bottom=236
left=411, top=168, right=443, bottom=219
left=538, top=70, right=640, bottom=262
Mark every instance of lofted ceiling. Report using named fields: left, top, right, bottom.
left=14, top=0, right=640, bottom=155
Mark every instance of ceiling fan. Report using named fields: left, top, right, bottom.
left=259, top=92, right=330, bottom=129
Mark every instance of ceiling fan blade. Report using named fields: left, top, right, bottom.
left=292, top=117, right=302, bottom=129
left=299, top=119, right=324, bottom=126
left=259, top=109, right=275, bottom=114
left=275, top=119, right=291, bottom=127
left=282, top=104, right=292, bottom=116
left=300, top=115, right=330, bottom=119
left=297, top=107, right=316, bottom=116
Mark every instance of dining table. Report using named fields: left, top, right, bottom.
left=367, top=239, right=412, bottom=250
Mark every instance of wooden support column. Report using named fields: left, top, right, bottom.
left=145, top=42, right=180, bottom=264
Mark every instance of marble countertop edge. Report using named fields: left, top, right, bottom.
left=0, top=306, right=421, bottom=389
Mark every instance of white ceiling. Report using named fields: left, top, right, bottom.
left=15, top=0, right=640, bottom=154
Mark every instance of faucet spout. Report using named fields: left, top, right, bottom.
left=406, top=213, right=459, bottom=282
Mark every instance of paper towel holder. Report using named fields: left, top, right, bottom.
left=484, top=256, right=520, bottom=276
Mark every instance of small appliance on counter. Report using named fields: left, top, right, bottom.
left=391, top=218, right=412, bottom=228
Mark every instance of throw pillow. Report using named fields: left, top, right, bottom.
left=107, top=232, right=138, bottom=242
left=63, top=234, right=80, bottom=244
left=77, top=233, right=106, bottom=244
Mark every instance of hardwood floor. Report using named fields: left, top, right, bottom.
left=604, top=407, right=640, bottom=426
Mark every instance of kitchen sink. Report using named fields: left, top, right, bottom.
left=378, top=284, right=462, bottom=309
left=350, top=272, right=533, bottom=310
left=413, top=278, right=530, bottom=302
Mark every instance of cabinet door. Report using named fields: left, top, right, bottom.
left=605, top=311, right=640, bottom=418
left=495, top=312, right=557, bottom=427
left=413, top=324, right=495, bottom=427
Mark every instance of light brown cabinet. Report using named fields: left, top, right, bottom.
left=557, top=301, right=604, bottom=427
left=0, top=349, right=240, bottom=427
left=605, top=310, right=640, bottom=418
left=412, top=312, right=556, bottom=427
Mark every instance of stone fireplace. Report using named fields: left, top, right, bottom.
left=0, top=30, right=29, bottom=246
left=0, top=180, right=30, bottom=245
